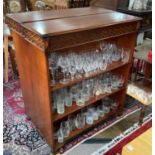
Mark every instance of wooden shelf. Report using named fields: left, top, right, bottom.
left=55, top=109, right=117, bottom=150
left=51, top=61, right=128, bottom=91
left=53, top=87, right=125, bottom=122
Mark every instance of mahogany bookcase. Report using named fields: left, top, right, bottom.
left=6, top=7, right=141, bottom=153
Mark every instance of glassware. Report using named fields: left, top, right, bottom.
left=132, top=0, right=143, bottom=10
left=97, top=105, right=105, bottom=117
left=76, top=89, right=85, bottom=107
left=64, top=88, right=72, bottom=107
left=111, top=101, right=118, bottom=110
left=57, top=56, right=70, bottom=84
left=70, top=84, right=78, bottom=102
left=56, top=95, right=119, bottom=141
left=60, top=121, right=70, bottom=138
left=49, top=53, right=59, bottom=85
left=56, top=93, right=65, bottom=114
left=53, top=71, right=124, bottom=114
left=93, top=111, right=99, bottom=121
left=76, top=96, right=83, bottom=107
left=102, top=98, right=110, bottom=114
left=69, top=65, right=76, bottom=80
left=86, top=112, right=94, bottom=125
left=118, top=75, right=125, bottom=87
left=75, top=113, right=84, bottom=129
left=68, top=115, right=76, bottom=131
left=111, top=74, right=117, bottom=90
left=121, top=48, right=130, bottom=63
left=49, top=43, right=126, bottom=84
left=57, top=128, right=64, bottom=143
left=81, top=110, right=86, bottom=127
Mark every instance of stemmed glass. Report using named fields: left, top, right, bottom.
left=78, top=57, right=85, bottom=78
left=57, top=56, right=70, bottom=84
left=48, top=53, right=58, bottom=85
left=49, top=43, right=127, bottom=84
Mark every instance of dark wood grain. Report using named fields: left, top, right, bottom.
left=7, top=7, right=141, bottom=37
left=49, top=22, right=138, bottom=52
left=6, top=7, right=141, bottom=50
left=7, top=7, right=113, bottom=23
left=12, top=31, right=54, bottom=147
left=22, top=12, right=140, bottom=37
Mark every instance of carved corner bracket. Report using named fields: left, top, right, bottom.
left=5, top=16, right=45, bottom=51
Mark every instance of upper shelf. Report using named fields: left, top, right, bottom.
left=50, top=61, right=128, bottom=91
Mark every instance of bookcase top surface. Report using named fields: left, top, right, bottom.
left=6, top=7, right=141, bottom=37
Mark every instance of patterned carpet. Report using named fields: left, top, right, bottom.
left=3, top=80, right=51, bottom=155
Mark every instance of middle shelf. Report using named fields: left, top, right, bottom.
left=53, top=87, right=125, bottom=122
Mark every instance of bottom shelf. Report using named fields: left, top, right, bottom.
left=55, top=109, right=117, bottom=150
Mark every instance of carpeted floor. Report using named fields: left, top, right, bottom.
left=3, top=80, right=51, bottom=155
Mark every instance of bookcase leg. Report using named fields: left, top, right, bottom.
left=26, top=115, right=31, bottom=121
left=117, top=107, right=124, bottom=116
left=139, top=105, right=146, bottom=126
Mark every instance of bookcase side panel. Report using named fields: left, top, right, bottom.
left=12, top=31, right=53, bottom=148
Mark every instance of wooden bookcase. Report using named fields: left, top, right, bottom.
left=6, top=7, right=141, bottom=153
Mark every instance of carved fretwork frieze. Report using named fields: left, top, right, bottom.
left=5, top=16, right=45, bottom=50
left=49, top=22, right=138, bottom=51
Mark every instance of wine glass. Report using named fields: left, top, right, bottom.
left=57, top=56, right=70, bottom=84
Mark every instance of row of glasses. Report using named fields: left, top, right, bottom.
left=86, top=97, right=119, bottom=125
left=49, top=43, right=130, bottom=84
left=56, top=97, right=119, bottom=143
left=53, top=72, right=124, bottom=114
left=56, top=110, right=85, bottom=143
